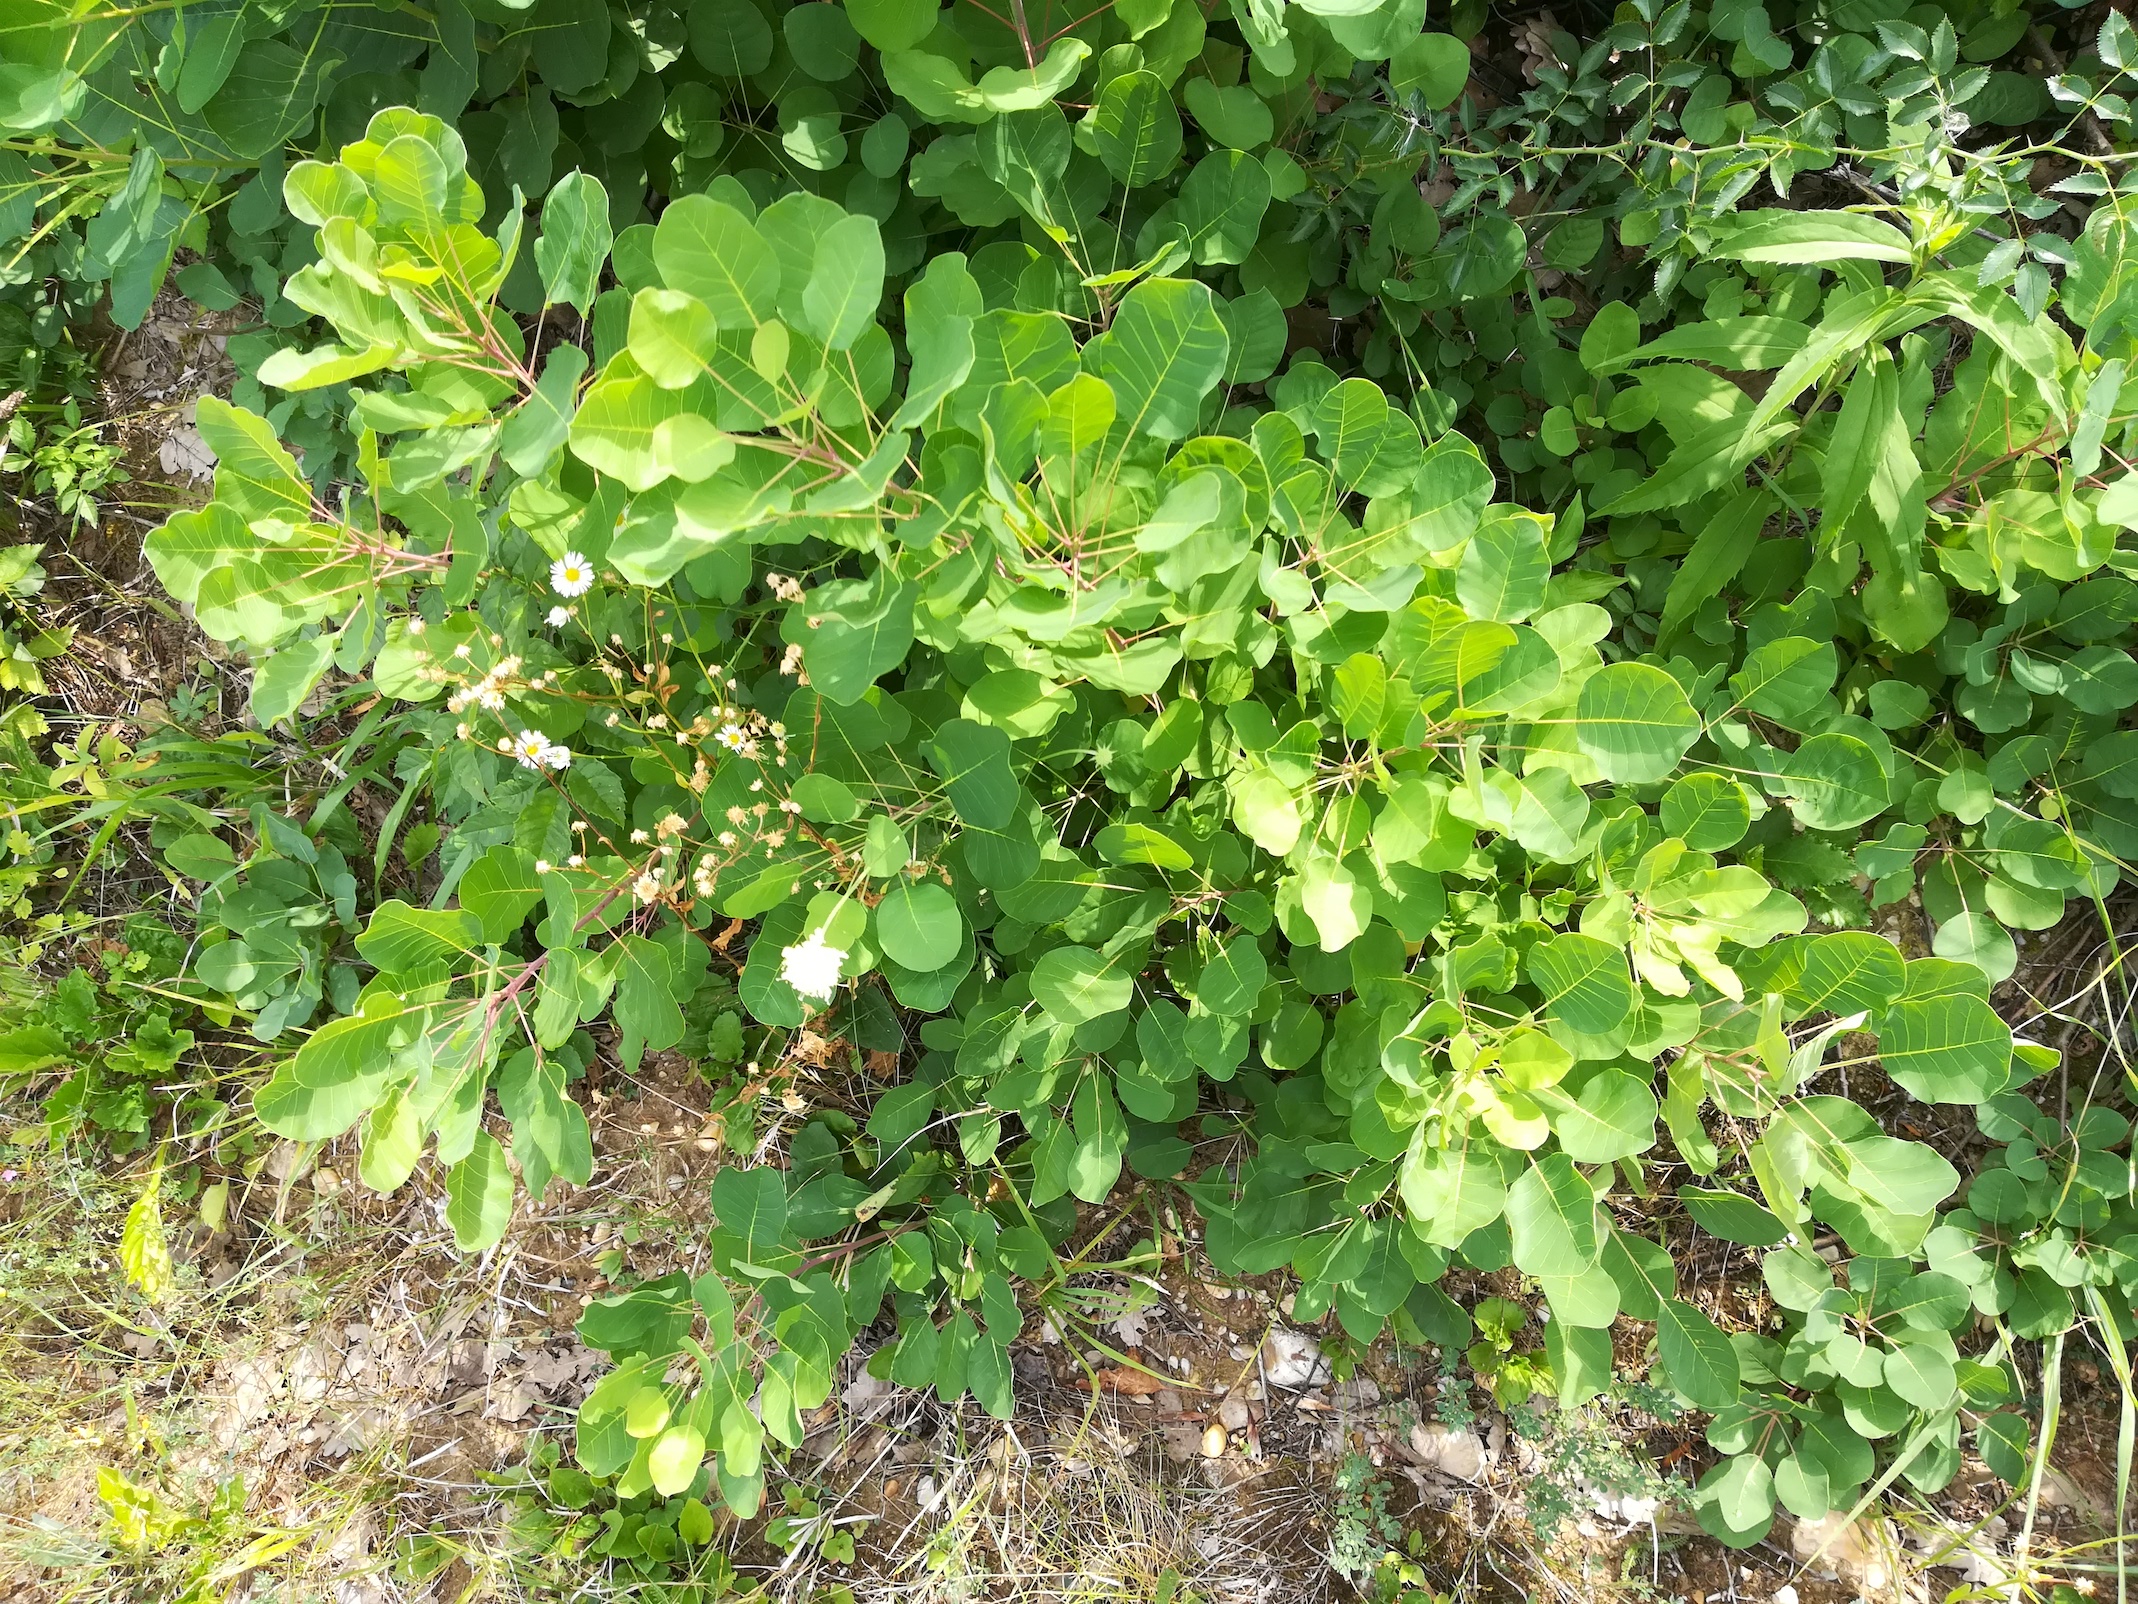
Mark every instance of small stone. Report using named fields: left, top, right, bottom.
left=1407, top=1422, right=1487, bottom=1481
left=1261, top=1326, right=1330, bottom=1389
left=1200, top=1422, right=1229, bottom=1459
left=1217, top=1394, right=1252, bottom=1432
left=1791, top=1512, right=1893, bottom=1590
left=1772, top=1584, right=1799, bottom=1604
left=1160, top=1423, right=1202, bottom=1464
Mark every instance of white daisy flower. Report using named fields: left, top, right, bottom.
left=716, top=723, right=747, bottom=752
left=543, top=743, right=572, bottom=770
left=547, top=605, right=571, bottom=627
left=510, top=730, right=552, bottom=769
left=550, top=551, right=595, bottom=597
left=779, top=930, right=847, bottom=1002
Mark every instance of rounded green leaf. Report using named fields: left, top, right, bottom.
left=655, top=195, right=777, bottom=328
left=1679, top=1186, right=1786, bottom=1246
left=535, top=171, right=612, bottom=316
left=250, top=635, right=334, bottom=727
left=690, top=0, right=775, bottom=75
left=1389, top=32, right=1469, bottom=108
left=1525, top=931, right=1636, bottom=1036
left=963, top=668, right=1073, bottom=737
left=801, top=211, right=884, bottom=350
left=1729, top=636, right=1837, bottom=723
left=1657, top=1296, right=1740, bottom=1410
left=1709, top=1453, right=1775, bottom=1534
left=1977, top=1413, right=2031, bottom=1484
left=785, top=3, right=861, bottom=78
left=1196, top=934, right=1267, bottom=1016
left=929, top=717, right=1018, bottom=828
left=1882, top=1339, right=1958, bottom=1411
left=1575, top=662, right=1702, bottom=783
left=1840, top=1133, right=1960, bottom=1216
left=1541, top=1069, right=1656, bottom=1163
left=791, top=773, right=859, bottom=823
left=1506, top=1153, right=1601, bottom=1277
left=1780, top=731, right=1889, bottom=830
left=1089, top=70, right=1181, bottom=187
left=649, top=1424, right=708, bottom=1496
left=1456, top=512, right=1548, bottom=622
left=1875, top=991, right=2013, bottom=1104
left=875, top=880, right=963, bottom=971
left=1089, top=276, right=1229, bottom=441
left=1659, top=772, right=1752, bottom=851
left=1930, top=911, right=2018, bottom=985
left=1773, top=1449, right=1832, bottom=1521
left=1231, top=769, right=1303, bottom=856
left=1294, top=854, right=1371, bottom=952
left=846, top=0, right=941, bottom=51
left=1030, top=946, right=1134, bottom=1026
left=1790, top=931, right=1906, bottom=1016
left=445, top=1132, right=514, bottom=1251
left=1094, top=822, right=1194, bottom=870
left=1182, top=76, right=1271, bottom=149
left=798, top=570, right=918, bottom=706
left=628, top=288, right=718, bottom=388
left=861, top=113, right=910, bottom=176
left=569, top=370, right=675, bottom=491
left=1435, top=214, right=1526, bottom=301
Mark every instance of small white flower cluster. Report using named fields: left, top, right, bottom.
left=627, top=813, right=692, bottom=904
left=691, top=850, right=719, bottom=898
left=717, top=795, right=793, bottom=852
left=550, top=550, right=595, bottom=598
left=779, top=929, right=847, bottom=1001
left=705, top=708, right=792, bottom=768
left=501, top=729, right=572, bottom=771
left=766, top=573, right=805, bottom=604
left=447, top=653, right=522, bottom=715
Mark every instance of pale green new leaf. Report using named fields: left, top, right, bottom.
left=1709, top=209, right=1914, bottom=265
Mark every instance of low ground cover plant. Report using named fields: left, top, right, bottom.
left=7, top=0, right=2138, bottom=1580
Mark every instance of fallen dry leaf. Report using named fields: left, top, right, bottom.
left=1088, top=1366, right=1166, bottom=1396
